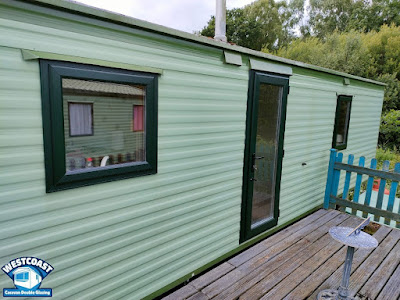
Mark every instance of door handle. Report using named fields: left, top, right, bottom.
left=252, top=153, right=264, bottom=165
left=251, top=153, right=264, bottom=181
left=252, top=153, right=264, bottom=170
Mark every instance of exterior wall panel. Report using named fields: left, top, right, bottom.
left=0, top=4, right=248, bottom=297
left=278, top=70, right=384, bottom=226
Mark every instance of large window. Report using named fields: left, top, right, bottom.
left=332, top=95, right=352, bottom=150
left=40, top=60, right=158, bottom=192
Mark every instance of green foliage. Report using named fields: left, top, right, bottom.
left=379, top=110, right=400, bottom=150
left=375, top=148, right=400, bottom=197
left=377, top=73, right=400, bottom=111
left=307, top=0, right=400, bottom=38
left=200, top=0, right=305, bottom=51
left=376, top=147, right=400, bottom=167
left=275, top=31, right=372, bottom=77
left=363, top=25, right=400, bottom=78
left=273, top=25, right=400, bottom=151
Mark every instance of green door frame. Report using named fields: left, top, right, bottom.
left=240, top=71, right=289, bottom=243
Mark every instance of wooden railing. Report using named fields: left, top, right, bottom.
left=324, top=149, right=400, bottom=228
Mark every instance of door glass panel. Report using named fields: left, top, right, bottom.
left=251, top=83, right=283, bottom=227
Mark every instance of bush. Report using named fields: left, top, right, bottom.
left=379, top=110, right=400, bottom=150
left=376, top=147, right=400, bottom=168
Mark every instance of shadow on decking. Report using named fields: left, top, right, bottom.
left=161, top=209, right=400, bottom=300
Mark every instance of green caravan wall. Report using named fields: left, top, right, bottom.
left=279, top=68, right=384, bottom=222
left=0, top=2, right=249, bottom=299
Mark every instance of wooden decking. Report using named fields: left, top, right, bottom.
left=161, top=209, right=400, bottom=300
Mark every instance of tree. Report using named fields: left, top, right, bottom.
left=200, top=0, right=304, bottom=51
left=272, top=25, right=400, bottom=150
left=273, top=30, right=372, bottom=77
left=306, top=0, right=400, bottom=38
left=307, top=0, right=354, bottom=38
left=379, top=110, right=400, bottom=150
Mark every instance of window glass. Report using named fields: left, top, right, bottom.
left=251, top=83, right=283, bottom=226
left=335, top=100, right=351, bottom=145
left=15, top=272, right=29, bottom=282
left=333, top=95, right=352, bottom=150
left=62, top=78, right=146, bottom=173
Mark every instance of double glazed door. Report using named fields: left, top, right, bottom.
left=240, top=71, right=289, bottom=242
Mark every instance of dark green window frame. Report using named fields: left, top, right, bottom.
left=332, top=95, right=352, bottom=150
left=40, top=60, right=158, bottom=192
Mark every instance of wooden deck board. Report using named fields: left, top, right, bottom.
left=201, top=210, right=343, bottom=298
left=376, top=263, right=400, bottom=300
left=160, top=210, right=400, bottom=300
left=357, top=241, right=400, bottom=299
left=210, top=212, right=350, bottom=300
left=285, top=225, right=392, bottom=300
left=189, top=262, right=235, bottom=290
left=228, top=209, right=330, bottom=267
left=241, top=216, right=361, bottom=300
left=308, top=225, right=394, bottom=299
left=261, top=226, right=354, bottom=299
left=347, top=229, right=400, bottom=297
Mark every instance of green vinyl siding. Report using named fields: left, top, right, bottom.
left=0, top=1, right=384, bottom=299
left=0, top=5, right=248, bottom=297
left=278, top=68, right=383, bottom=224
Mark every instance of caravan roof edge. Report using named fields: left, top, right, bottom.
left=10, top=0, right=386, bottom=87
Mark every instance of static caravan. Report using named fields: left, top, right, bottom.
left=0, top=0, right=385, bottom=299
left=13, top=267, right=42, bottom=290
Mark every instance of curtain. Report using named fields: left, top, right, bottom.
left=133, top=105, right=144, bottom=131
left=69, top=103, right=92, bottom=136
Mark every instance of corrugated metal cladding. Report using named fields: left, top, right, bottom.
left=0, top=2, right=384, bottom=299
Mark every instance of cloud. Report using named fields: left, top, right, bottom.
left=75, top=0, right=254, bottom=33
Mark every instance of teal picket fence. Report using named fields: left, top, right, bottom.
left=324, top=149, right=400, bottom=228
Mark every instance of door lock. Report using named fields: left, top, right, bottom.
left=252, top=153, right=264, bottom=166
left=251, top=153, right=264, bottom=181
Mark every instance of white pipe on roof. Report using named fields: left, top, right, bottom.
left=214, top=0, right=227, bottom=42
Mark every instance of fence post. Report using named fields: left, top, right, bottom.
left=324, top=149, right=338, bottom=209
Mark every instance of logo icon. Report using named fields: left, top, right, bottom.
left=2, top=257, right=53, bottom=297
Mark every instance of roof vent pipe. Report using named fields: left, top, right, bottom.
left=214, top=0, right=227, bottom=42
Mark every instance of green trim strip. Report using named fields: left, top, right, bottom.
left=10, top=0, right=385, bottom=86
left=224, top=51, right=242, bottom=66
left=144, top=204, right=322, bottom=300
left=21, top=49, right=163, bottom=74
left=250, top=59, right=293, bottom=76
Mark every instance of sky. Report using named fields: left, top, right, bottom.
left=75, top=0, right=255, bottom=33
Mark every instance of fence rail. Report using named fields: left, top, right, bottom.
left=324, top=149, right=400, bottom=228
